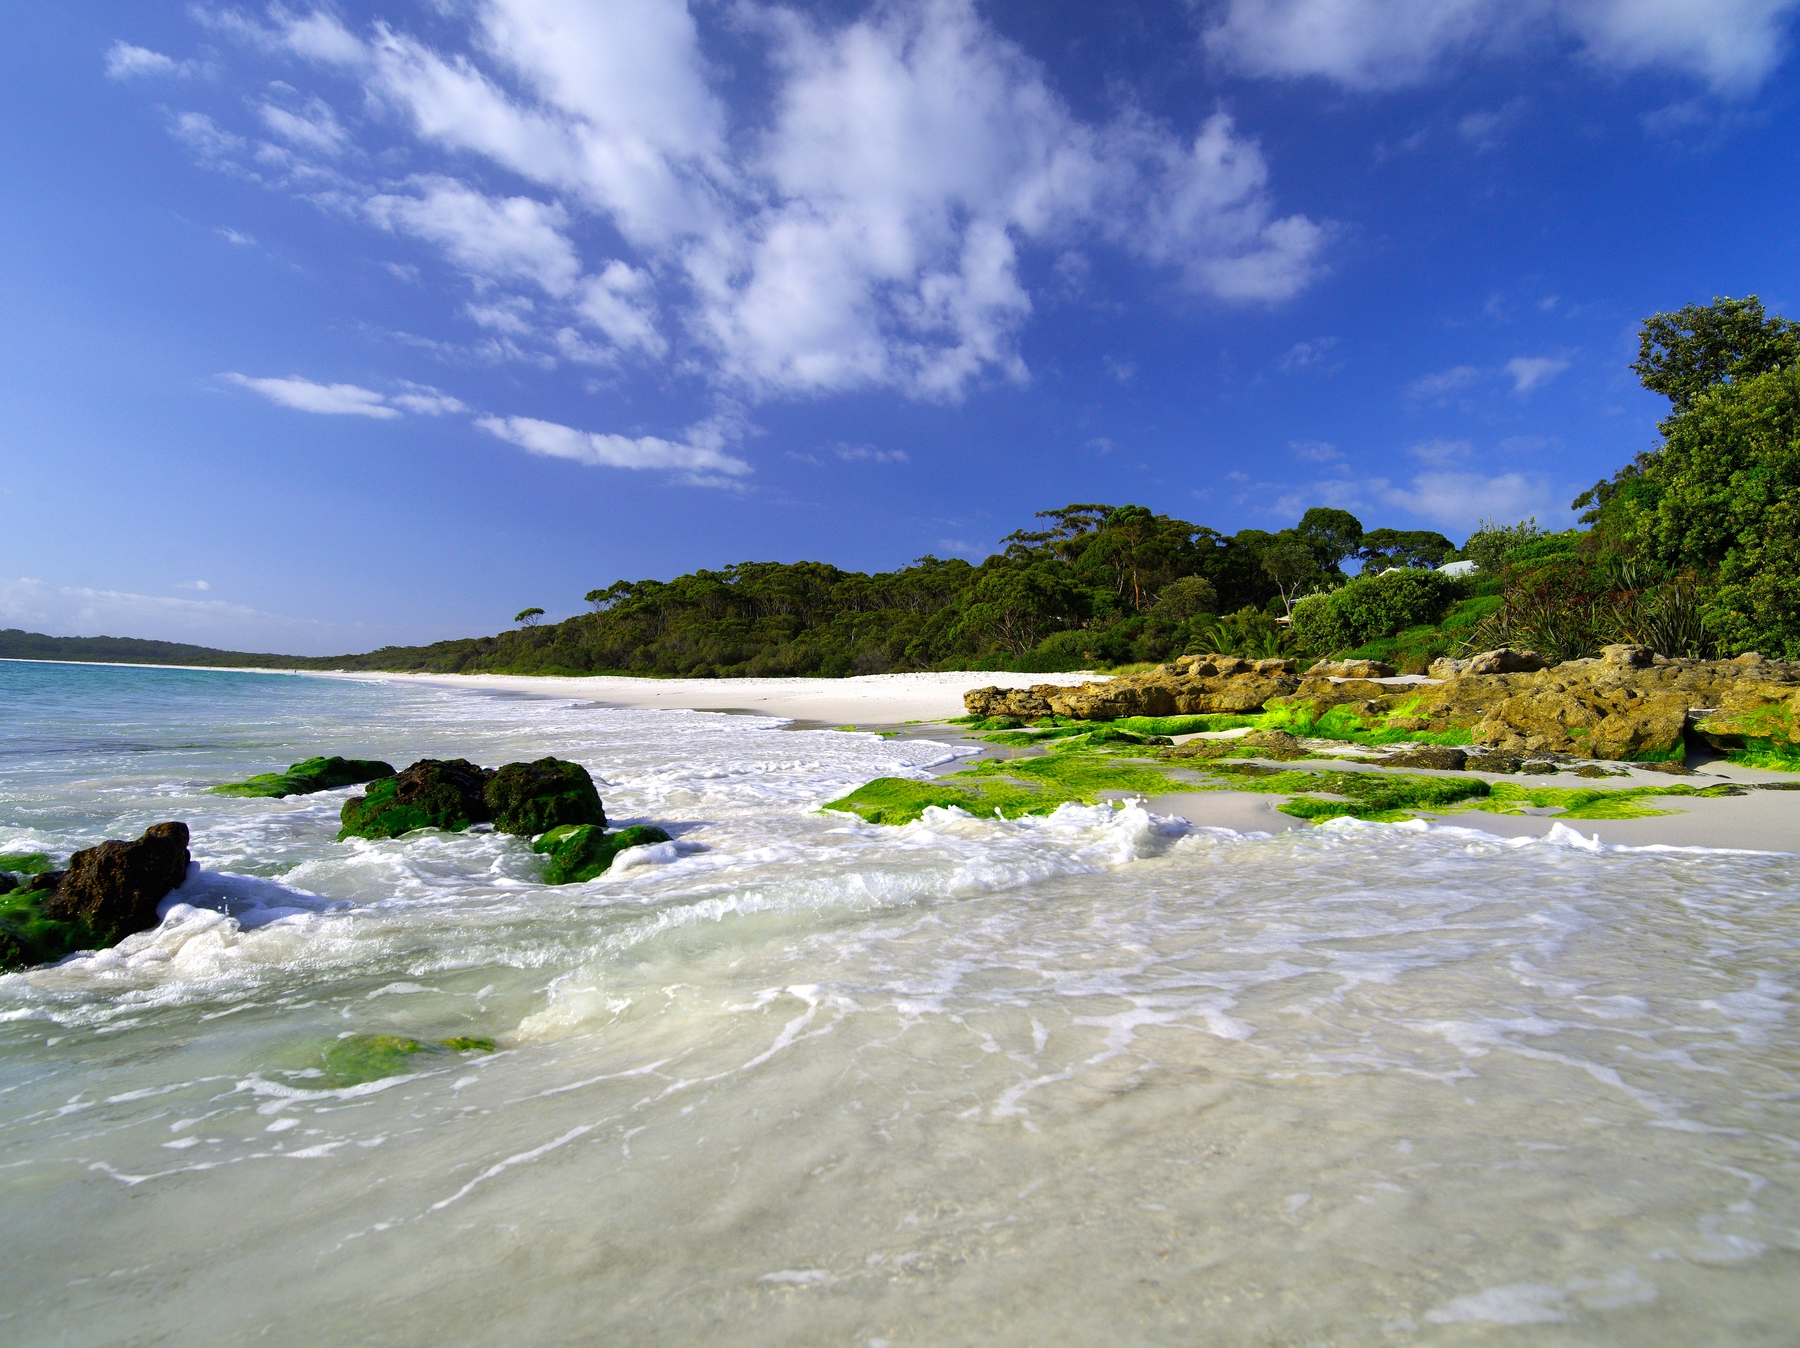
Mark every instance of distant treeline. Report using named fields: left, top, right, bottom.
left=0, top=629, right=308, bottom=669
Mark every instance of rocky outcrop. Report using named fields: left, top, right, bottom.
left=533, top=823, right=673, bottom=884
left=338, top=759, right=495, bottom=841
left=483, top=758, right=606, bottom=836
left=966, top=662, right=1301, bottom=722
left=1306, top=659, right=1397, bottom=679
left=1378, top=745, right=1469, bottom=771
left=1, top=824, right=192, bottom=971
left=965, top=650, right=1800, bottom=765
left=213, top=756, right=395, bottom=799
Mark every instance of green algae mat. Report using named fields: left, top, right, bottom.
left=823, top=749, right=1188, bottom=825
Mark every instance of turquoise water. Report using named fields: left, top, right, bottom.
left=2, top=659, right=1798, bottom=1345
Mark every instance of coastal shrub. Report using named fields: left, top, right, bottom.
left=1289, top=570, right=1462, bottom=654
left=1460, top=518, right=1550, bottom=574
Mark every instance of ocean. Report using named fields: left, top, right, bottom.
left=1, top=659, right=1795, bottom=1344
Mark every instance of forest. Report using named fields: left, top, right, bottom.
left=6, top=296, right=1795, bottom=677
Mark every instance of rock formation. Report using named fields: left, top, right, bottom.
left=533, top=823, right=673, bottom=884
left=965, top=651, right=1800, bottom=764
left=0, top=823, right=192, bottom=971
left=338, top=759, right=496, bottom=840
left=483, top=757, right=606, bottom=836
left=213, top=756, right=395, bottom=799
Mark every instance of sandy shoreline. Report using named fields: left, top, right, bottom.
left=306, top=667, right=1099, bottom=725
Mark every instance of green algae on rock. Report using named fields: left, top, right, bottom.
left=338, top=759, right=495, bottom=841
left=0, top=823, right=192, bottom=972
left=823, top=751, right=1186, bottom=826
left=533, top=823, right=674, bottom=884
left=483, top=757, right=606, bottom=836
left=313, top=1033, right=497, bottom=1088
left=1201, top=765, right=1493, bottom=823
left=212, top=756, right=396, bottom=799
left=0, top=852, right=54, bottom=876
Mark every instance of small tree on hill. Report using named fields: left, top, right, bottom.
left=515, top=607, right=544, bottom=628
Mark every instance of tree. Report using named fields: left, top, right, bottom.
left=1357, top=528, right=1456, bottom=572
left=1632, top=295, right=1800, bottom=416
left=515, top=608, right=544, bottom=628
left=1459, top=519, right=1546, bottom=574
left=953, top=563, right=1087, bottom=657
left=1295, top=507, right=1364, bottom=572
left=1150, top=574, right=1218, bottom=622
left=1259, top=531, right=1328, bottom=618
left=1597, top=364, right=1800, bottom=657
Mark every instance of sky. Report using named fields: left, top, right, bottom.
left=3, top=1, right=1798, bottom=654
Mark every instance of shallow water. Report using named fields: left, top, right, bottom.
left=1, top=660, right=1797, bottom=1345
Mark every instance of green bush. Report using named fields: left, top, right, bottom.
left=1290, top=570, right=1463, bottom=653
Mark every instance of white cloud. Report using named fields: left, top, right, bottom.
left=105, top=41, right=197, bottom=79
left=191, top=0, right=1326, bottom=400
left=1406, top=364, right=1481, bottom=400
left=170, top=111, right=246, bottom=161
left=1408, top=437, right=1474, bottom=463
left=389, top=382, right=469, bottom=415
left=1280, top=336, right=1338, bottom=371
left=1290, top=438, right=1342, bottom=462
left=223, top=373, right=400, bottom=418
left=0, top=577, right=306, bottom=649
left=258, top=98, right=348, bottom=154
left=1204, top=0, right=1800, bottom=97
left=475, top=413, right=753, bottom=482
left=835, top=444, right=909, bottom=464
left=1379, top=470, right=1569, bottom=530
left=365, top=177, right=582, bottom=296
left=217, top=227, right=256, bottom=245
left=1506, top=355, right=1571, bottom=392
left=174, top=580, right=212, bottom=591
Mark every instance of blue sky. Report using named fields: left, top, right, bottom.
left=4, top=1, right=1798, bottom=654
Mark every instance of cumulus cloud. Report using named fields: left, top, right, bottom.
left=365, top=177, right=582, bottom=296
left=388, top=382, right=469, bottom=415
left=1203, top=0, right=1800, bottom=96
left=1379, top=469, right=1570, bottom=529
left=475, top=413, right=753, bottom=483
left=1505, top=355, right=1571, bottom=392
left=184, top=0, right=1327, bottom=400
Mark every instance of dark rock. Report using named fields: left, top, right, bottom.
left=1380, top=746, right=1468, bottom=771
left=40, top=822, right=189, bottom=949
left=338, top=759, right=495, bottom=841
left=483, top=758, right=606, bottom=836
left=1238, top=730, right=1308, bottom=759
left=1635, top=760, right=1696, bottom=775
left=1520, top=762, right=1558, bottom=775
left=212, top=756, right=394, bottom=799
left=534, top=823, right=673, bottom=884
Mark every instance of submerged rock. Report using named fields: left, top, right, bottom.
left=315, top=1033, right=495, bottom=1088
left=212, top=756, right=395, bottom=799
left=0, top=823, right=191, bottom=972
left=533, top=823, right=673, bottom=885
left=338, top=759, right=495, bottom=841
left=483, top=758, right=606, bottom=837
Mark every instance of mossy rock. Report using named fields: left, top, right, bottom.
left=314, top=1033, right=496, bottom=1088
left=0, top=884, right=98, bottom=972
left=533, top=824, right=673, bottom=884
left=483, top=757, right=605, bottom=837
left=338, top=759, right=494, bottom=841
left=213, top=756, right=395, bottom=799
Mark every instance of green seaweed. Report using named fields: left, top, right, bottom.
left=533, top=823, right=674, bottom=884
left=442, top=1036, right=497, bottom=1053
left=1202, top=765, right=1491, bottom=821
left=0, top=888, right=99, bottom=972
left=1724, top=738, right=1800, bottom=772
left=0, top=852, right=54, bottom=875
left=213, top=756, right=394, bottom=799
left=824, top=751, right=1186, bottom=825
left=1253, top=698, right=1475, bottom=747
left=317, top=1034, right=428, bottom=1087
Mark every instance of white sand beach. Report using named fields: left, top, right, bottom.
left=314, top=667, right=1096, bottom=725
